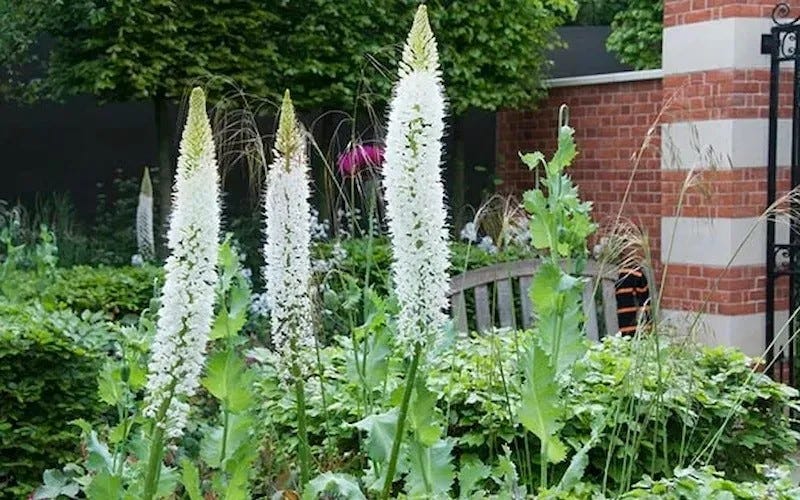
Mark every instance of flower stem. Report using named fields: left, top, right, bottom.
left=142, top=384, right=175, bottom=500
left=142, top=423, right=165, bottom=500
left=380, top=342, right=423, bottom=500
left=293, top=358, right=311, bottom=487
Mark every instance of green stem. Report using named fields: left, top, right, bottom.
left=540, top=438, right=548, bottom=491
left=293, top=359, right=311, bottom=487
left=380, top=342, right=423, bottom=500
left=220, top=407, right=230, bottom=465
left=142, top=423, right=165, bottom=500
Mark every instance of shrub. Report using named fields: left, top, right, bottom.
left=0, top=304, right=104, bottom=497
left=562, top=336, right=800, bottom=489
left=6, top=265, right=162, bottom=319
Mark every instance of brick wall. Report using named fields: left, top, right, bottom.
left=664, top=0, right=779, bottom=28
left=496, top=77, right=663, bottom=261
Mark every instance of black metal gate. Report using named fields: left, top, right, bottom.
left=763, top=3, right=800, bottom=386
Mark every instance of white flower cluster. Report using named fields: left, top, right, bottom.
left=478, top=236, right=498, bottom=255
left=309, top=207, right=331, bottom=241
left=382, top=5, right=450, bottom=352
left=312, top=241, right=348, bottom=275
left=263, top=91, right=315, bottom=379
left=459, top=221, right=478, bottom=243
left=144, top=88, right=220, bottom=438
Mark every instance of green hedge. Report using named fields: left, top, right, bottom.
left=0, top=304, right=104, bottom=497
left=4, top=265, right=162, bottom=319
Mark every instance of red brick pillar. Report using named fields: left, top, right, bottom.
left=659, top=0, right=794, bottom=355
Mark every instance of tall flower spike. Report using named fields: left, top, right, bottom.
left=136, top=166, right=155, bottom=261
left=144, top=88, right=221, bottom=438
left=263, top=90, right=315, bottom=379
left=383, top=5, right=449, bottom=353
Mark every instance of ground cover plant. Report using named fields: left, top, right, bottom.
left=1, top=4, right=799, bottom=500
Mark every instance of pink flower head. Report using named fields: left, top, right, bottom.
left=337, top=143, right=384, bottom=177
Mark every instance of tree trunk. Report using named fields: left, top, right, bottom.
left=154, top=92, right=173, bottom=244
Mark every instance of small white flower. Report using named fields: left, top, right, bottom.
left=382, top=6, right=450, bottom=353
left=144, top=88, right=221, bottom=439
left=478, top=235, right=498, bottom=255
left=241, top=267, right=253, bottom=282
left=331, top=242, right=348, bottom=264
left=460, top=222, right=478, bottom=243
left=249, top=291, right=270, bottom=317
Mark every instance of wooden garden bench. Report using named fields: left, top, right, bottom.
left=448, top=259, right=620, bottom=341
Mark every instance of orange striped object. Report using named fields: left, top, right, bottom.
left=616, top=267, right=651, bottom=335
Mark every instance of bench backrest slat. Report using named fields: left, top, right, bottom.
left=448, top=258, right=619, bottom=338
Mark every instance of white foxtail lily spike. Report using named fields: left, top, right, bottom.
left=136, top=166, right=155, bottom=261
left=144, top=88, right=221, bottom=438
left=263, top=90, right=315, bottom=379
left=382, top=5, right=450, bottom=352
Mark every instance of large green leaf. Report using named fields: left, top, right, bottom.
left=519, top=343, right=566, bottom=464
left=457, top=456, right=491, bottom=499
left=404, top=439, right=455, bottom=498
left=409, top=379, right=441, bottom=447
left=200, top=414, right=254, bottom=469
left=85, top=471, right=122, bottom=500
left=548, top=125, right=577, bottom=176
left=180, top=459, right=203, bottom=500
left=529, top=262, right=562, bottom=314
left=97, top=363, right=123, bottom=406
left=202, top=350, right=253, bottom=412
left=303, top=473, right=366, bottom=500
left=85, top=431, right=114, bottom=473
left=353, top=409, right=398, bottom=463
left=536, top=295, right=587, bottom=374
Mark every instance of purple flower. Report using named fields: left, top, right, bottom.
left=337, top=143, right=384, bottom=177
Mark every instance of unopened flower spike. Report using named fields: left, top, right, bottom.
left=136, top=166, right=155, bottom=261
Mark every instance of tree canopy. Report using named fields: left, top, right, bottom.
left=1, top=0, right=577, bottom=113
left=571, top=0, right=663, bottom=70
left=0, top=0, right=279, bottom=102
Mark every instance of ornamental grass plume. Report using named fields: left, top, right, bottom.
left=382, top=4, right=449, bottom=353
left=136, top=166, right=155, bottom=261
left=262, top=89, right=315, bottom=486
left=143, top=88, right=221, bottom=440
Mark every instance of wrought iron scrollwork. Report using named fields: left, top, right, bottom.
left=773, top=3, right=800, bottom=26
left=778, top=31, right=798, bottom=60
left=773, top=244, right=793, bottom=274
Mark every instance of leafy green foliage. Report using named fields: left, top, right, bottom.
left=606, top=0, right=663, bottom=70
left=240, top=1, right=577, bottom=113
left=0, top=304, right=104, bottom=497
left=1, top=1, right=577, bottom=115
left=255, top=331, right=800, bottom=497
left=517, top=120, right=596, bottom=489
left=5, top=265, right=162, bottom=319
left=563, top=337, right=800, bottom=491
left=0, top=1, right=279, bottom=103
left=622, top=465, right=800, bottom=499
